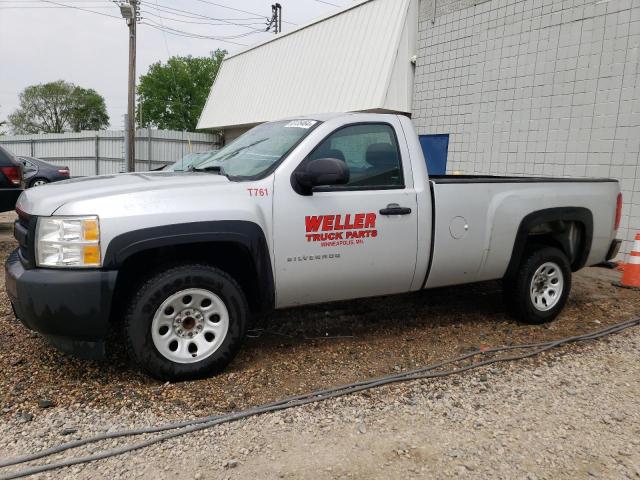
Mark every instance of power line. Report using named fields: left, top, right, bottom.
left=312, top=0, right=342, bottom=7
left=140, top=22, right=251, bottom=46
left=0, top=0, right=116, bottom=10
left=141, top=8, right=265, bottom=27
left=142, top=18, right=261, bottom=41
left=0, top=0, right=112, bottom=3
left=0, top=5, right=113, bottom=8
left=0, top=0, right=112, bottom=2
left=149, top=0, right=187, bottom=131
left=35, top=0, right=120, bottom=18
left=141, top=3, right=266, bottom=22
left=142, top=2, right=220, bottom=20
left=143, top=2, right=266, bottom=32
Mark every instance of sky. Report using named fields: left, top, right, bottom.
left=0, top=0, right=342, bottom=130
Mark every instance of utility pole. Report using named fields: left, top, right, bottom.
left=266, top=3, right=282, bottom=34
left=126, top=0, right=138, bottom=172
left=119, top=0, right=139, bottom=172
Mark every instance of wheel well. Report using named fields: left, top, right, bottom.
left=110, top=242, right=265, bottom=324
left=505, top=208, right=593, bottom=280
left=524, top=220, right=585, bottom=269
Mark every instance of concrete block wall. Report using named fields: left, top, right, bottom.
left=413, top=0, right=640, bottom=257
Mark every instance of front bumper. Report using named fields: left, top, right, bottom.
left=5, top=249, right=117, bottom=359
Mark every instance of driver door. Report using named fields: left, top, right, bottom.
left=272, top=120, right=418, bottom=307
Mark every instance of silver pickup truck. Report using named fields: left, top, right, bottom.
left=5, top=113, right=622, bottom=380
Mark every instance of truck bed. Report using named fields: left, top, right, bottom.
left=424, top=177, right=619, bottom=290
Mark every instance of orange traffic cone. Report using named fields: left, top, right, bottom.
left=617, top=233, right=640, bottom=289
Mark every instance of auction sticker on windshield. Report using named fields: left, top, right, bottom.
left=284, top=120, right=317, bottom=129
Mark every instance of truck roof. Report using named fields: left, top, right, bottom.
left=278, top=112, right=358, bottom=123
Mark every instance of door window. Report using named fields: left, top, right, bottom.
left=21, top=159, right=36, bottom=174
left=307, top=123, right=404, bottom=189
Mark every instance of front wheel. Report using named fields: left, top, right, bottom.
left=124, top=264, right=249, bottom=381
left=504, top=246, right=572, bottom=324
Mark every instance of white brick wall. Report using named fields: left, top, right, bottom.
left=413, top=0, right=640, bottom=257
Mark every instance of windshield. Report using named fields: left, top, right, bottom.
left=191, top=119, right=320, bottom=179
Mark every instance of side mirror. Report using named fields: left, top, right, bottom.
left=292, top=158, right=350, bottom=196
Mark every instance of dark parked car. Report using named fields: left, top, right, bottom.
left=18, top=156, right=70, bottom=187
left=0, top=145, right=24, bottom=212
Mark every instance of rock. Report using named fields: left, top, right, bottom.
left=61, top=427, right=77, bottom=435
left=16, top=412, right=33, bottom=423
left=357, top=423, right=367, bottom=434
left=223, top=459, right=239, bottom=469
left=38, top=399, right=54, bottom=409
left=10, top=358, right=24, bottom=367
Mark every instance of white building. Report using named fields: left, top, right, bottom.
left=198, top=0, right=640, bottom=257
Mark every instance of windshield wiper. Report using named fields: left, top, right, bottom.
left=216, top=138, right=268, bottom=162
left=189, top=164, right=228, bottom=177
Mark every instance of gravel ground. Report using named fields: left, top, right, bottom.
left=0, top=223, right=639, bottom=478
left=1, top=326, right=639, bottom=479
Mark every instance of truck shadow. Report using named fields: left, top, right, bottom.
left=251, top=280, right=508, bottom=343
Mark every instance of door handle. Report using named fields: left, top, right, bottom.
left=379, top=203, right=412, bottom=215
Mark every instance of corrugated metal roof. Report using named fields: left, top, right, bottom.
left=197, top=0, right=417, bottom=130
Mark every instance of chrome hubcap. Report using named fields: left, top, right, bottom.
left=151, top=288, right=229, bottom=364
left=530, top=262, right=564, bottom=311
left=33, top=180, right=47, bottom=187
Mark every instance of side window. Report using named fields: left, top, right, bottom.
left=21, top=160, right=36, bottom=174
left=308, top=124, right=403, bottom=188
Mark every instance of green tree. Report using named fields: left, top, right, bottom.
left=136, top=49, right=226, bottom=132
left=68, top=87, right=109, bottom=132
left=8, top=81, right=109, bottom=134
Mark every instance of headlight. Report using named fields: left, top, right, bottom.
left=36, top=216, right=101, bottom=268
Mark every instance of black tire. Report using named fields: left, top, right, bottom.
left=29, top=177, right=49, bottom=188
left=504, top=246, right=572, bottom=325
left=124, top=264, right=249, bottom=381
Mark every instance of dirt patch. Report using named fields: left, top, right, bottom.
left=0, top=236, right=638, bottom=421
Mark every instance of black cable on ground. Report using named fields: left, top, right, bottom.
left=1, top=318, right=638, bottom=480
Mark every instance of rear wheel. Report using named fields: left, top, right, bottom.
left=504, top=246, right=571, bottom=324
left=30, top=178, right=48, bottom=187
left=125, top=264, right=249, bottom=381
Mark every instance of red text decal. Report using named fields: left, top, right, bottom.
left=247, top=188, right=269, bottom=197
left=305, top=213, right=378, bottom=247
